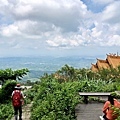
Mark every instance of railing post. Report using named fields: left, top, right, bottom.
left=84, top=96, right=88, bottom=104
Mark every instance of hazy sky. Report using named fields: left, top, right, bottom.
left=0, top=0, right=120, bottom=57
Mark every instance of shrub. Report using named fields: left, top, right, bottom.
left=0, top=102, right=13, bottom=120
left=31, top=78, right=80, bottom=120
left=0, top=80, right=17, bottom=103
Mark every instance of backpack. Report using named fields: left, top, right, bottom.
left=12, top=90, right=22, bottom=107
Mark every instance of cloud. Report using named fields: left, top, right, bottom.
left=102, top=1, right=120, bottom=24
left=0, top=0, right=120, bottom=57
left=0, top=24, right=21, bottom=37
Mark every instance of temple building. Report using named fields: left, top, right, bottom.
left=91, top=53, right=120, bottom=72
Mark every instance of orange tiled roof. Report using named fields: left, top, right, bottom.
left=91, top=53, right=120, bottom=72
left=91, top=64, right=98, bottom=72
left=96, top=59, right=110, bottom=70
left=107, top=54, right=120, bottom=68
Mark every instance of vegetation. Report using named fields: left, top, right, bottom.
left=0, top=80, right=17, bottom=103
left=0, top=80, right=16, bottom=120
left=0, top=102, right=13, bottom=120
left=0, top=80, right=34, bottom=119
left=31, top=79, right=79, bottom=119
left=30, top=65, right=120, bottom=120
left=0, top=68, right=29, bottom=84
left=1, top=65, right=120, bottom=119
left=0, top=68, right=29, bottom=120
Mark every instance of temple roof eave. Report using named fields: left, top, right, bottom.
left=91, top=53, right=120, bottom=72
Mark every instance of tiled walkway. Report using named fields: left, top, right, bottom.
left=11, top=100, right=106, bottom=120
left=75, top=102, right=104, bottom=120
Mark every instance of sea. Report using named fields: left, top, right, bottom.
left=0, top=56, right=97, bottom=82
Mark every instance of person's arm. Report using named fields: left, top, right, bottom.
left=21, top=91, right=25, bottom=99
left=115, top=99, right=120, bottom=108
left=20, top=91, right=25, bottom=105
left=102, top=101, right=110, bottom=114
left=11, top=91, right=14, bottom=98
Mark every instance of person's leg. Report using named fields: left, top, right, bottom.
left=18, top=106, right=22, bottom=120
left=105, top=118, right=109, bottom=120
left=14, top=107, right=18, bottom=120
left=103, top=116, right=109, bottom=120
left=103, top=114, right=109, bottom=120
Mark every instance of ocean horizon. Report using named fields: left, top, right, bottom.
left=0, top=56, right=97, bottom=82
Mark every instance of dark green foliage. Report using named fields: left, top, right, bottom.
left=31, top=78, right=80, bottom=120
left=1, top=64, right=120, bottom=119
left=30, top=77, right=118, bottom=119
left=0, top=80, right=16, bottom=119
left=0, top=68, right=29, bottom=84
left=0, top=102, right=13, bottom=120
left=24, top=87, right=36, bottom=104
left=0, top=80, right=17, bottom=103
left=30, top=64, right=120, bottom=120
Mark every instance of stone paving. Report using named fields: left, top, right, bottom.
left=75, top=102, right=104, bottom=120
left=11, top=102, right=104, bottom=120
left=11, top=103, right=32, bottom=120
left=76, top=92, right=120, bottom=120
left=11, top=99, right=106, bottom=120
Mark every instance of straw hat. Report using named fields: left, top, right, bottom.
left=15, top=84, right=21, bottom=89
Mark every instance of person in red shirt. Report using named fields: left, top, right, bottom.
left=12, top=84, right=24, bottom=120
left=102, top=95, right=120, bottom=120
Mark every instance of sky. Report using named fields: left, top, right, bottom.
left=0, top=0, right=120, bottom=58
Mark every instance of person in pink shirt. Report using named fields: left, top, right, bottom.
left=102, top=95, right=120, bottom=120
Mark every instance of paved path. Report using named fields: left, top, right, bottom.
left=11, top=100, right=105, bottom=120
left=11, top=103, right=32, bottom=120
left=11, top=103, right=104, bottom=120
left=11, top=102, right=103, bottom=120
left=75, top=102, right=104, bottom=120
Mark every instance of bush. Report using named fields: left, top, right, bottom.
left=0, top=80, right=17, bottom=103
left=0, top=102, right=13, bottom=120
left=31, top=78, right=80, bottom=120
